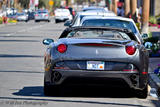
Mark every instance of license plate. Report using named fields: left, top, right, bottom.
left=87, top=61, right=104, bottom=70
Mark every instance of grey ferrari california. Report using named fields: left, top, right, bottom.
left=43, top=27, right=149, bottom=98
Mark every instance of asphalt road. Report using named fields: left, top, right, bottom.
left=0, top=19, right=160, bottom=107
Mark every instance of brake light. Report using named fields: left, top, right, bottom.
left=35, top=14, right=38, bottom=16
left=123, top=69, right=137, bottom=72
left=126, top=46, right=136, bottom=55
left=45, top=14, right=48, bottom=16
left=54, top=67, right=69, bottom=70
left=57, top=44, right=67, bottom=53
left=142, top=72, right=148, bottom=75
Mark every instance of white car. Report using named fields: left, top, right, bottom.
left=6, top=8, right=17, bottom=15
left=64, top=10, right=116, bottom=27
left=54, top=9, right=73, bottom=23
left=80, top=16, right=143, bottom=44
left=34, top=9, right=50, bottom=22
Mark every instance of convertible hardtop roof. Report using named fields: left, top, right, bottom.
left=82, top=7, right=107, bottom=11
left=80, top=16, right=134, bottom=22
left=67, top=26, right=133, bottom=33
left=60, top=26, right=137, bottom=41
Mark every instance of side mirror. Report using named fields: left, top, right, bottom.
left=64, top=20, right=72, bottom=26
left=43, top=38, right=54, bottom=45
left=141, top=33, right=149, bottom=39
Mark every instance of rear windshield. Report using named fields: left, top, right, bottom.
left=55, top=9, right=69, bottom=13
left=17, top=13, right=25, bottom=15
left=82, top=19, right=137, bottom=33
left=36, top=11, right=48, bottom=14
left=83, top=8, right=104, bottom=11
left=67, top=30, right=131, bottom=40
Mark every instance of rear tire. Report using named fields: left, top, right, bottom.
left=44, top=83, right=60, bottom=96
left=35, top=20, right=39, bottom=22
left=55, top=20, right=59, bottom=23
left=136, top=85, right=148, bottom=99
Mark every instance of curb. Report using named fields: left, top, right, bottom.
left=149, top=73, right=160, bottom=97
left=0, top=22, right=17, bottom=27
left=0, top=23, right=5, bottom=27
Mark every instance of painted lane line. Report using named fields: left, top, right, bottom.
left=4, top=23, right=48, bottom=36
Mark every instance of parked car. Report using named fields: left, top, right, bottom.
left=54, top=8, right=73, bottom=23
left=34, top=9, right=50, bottom=22
left=80, top=16, right=143, bottom=44
left=64, top=10, right=116, bottom=27
left=28, top=11, right=35, bottom=20
left=6, top=8, right=17, bottom=15
left=7, top=14, right=17, bottom=20
left=82, top=6, right=108, bottom=12
left=42, top=27, right=149, bottom=98
left=16, top=12, right=28, bottom=22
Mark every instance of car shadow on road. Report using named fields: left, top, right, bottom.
left=13, top=86, right=44, bottom=97
left=9, top=86, right=160, bottom=106
left=0, top=96, right=148, bottom=107
left=13, top=85, right=135, bottom=98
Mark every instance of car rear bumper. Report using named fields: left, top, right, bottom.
left=55, top=18, right=69, bottom=21
left=35, top=17, right=49, bottom=21
left=55, top=16, right=72, bottom=21
left=45, top=69, right=148, bottom=90
left=17, top=18, right=28, bottom=21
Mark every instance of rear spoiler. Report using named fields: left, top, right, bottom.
left=71, top=26, right=132, bottom=33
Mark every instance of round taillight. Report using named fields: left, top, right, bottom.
left=57, top=44, right=67, bottom=53
left=126, top=46, right=136, bottom=55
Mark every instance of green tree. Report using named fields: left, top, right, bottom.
left=18, top=0, right=30, bottom=9
left=38, top=0, right=46, bottom=8
left=54, top=0, right=61, bottom=7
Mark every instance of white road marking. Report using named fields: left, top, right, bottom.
left=4, top=23, right=47, bottom=36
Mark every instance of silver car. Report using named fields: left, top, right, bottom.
left=34, top=9, right=50, bottom=22
left=16, top=12, right=28, bottom=22
left=42, top=27, right=149, bottom=98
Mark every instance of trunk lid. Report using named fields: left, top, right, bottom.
left=54, top=38, right=134, bottom=61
